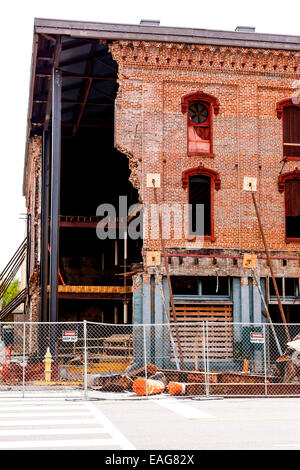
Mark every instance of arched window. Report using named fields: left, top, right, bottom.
left=278, top=170, right=300, bottom=241
left=181, top=91, right=219, bottom=157
left=182, top=165, right=220, bottom=240
left=277, top=99, right=300, bottom=160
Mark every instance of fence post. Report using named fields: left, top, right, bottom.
left=143, top=325, right=149, bottom=399
left=22, top=323, right=26, bottom=398
left=263, top=323, right=268, bottom=397
left=206, top=321, right=211, bottom=397
left=202, top=322, right=208, bottom=397
left=83, top=320, right=88, bottom=400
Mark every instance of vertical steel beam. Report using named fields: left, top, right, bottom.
left=26, top=214, right=32, bottom=313
left=41, top=130, right=50, bottom=322
left=49, top=69, right=62, bottom=325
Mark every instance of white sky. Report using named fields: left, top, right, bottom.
left=0, top=0, right=299, bottom=271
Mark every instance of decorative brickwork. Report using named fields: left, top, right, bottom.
left=111, top=40, right=300, bottom=273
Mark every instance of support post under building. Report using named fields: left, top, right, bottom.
left=41, top=130, right=50, bottom=323
left=49, top=69, right=62, bottom=325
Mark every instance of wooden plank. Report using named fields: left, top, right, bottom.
left=170, top=303, right=233, bottom=362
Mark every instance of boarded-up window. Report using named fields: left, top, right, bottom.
left=189, top=175, right=211, bottom=236
left=283, top=107, right=300, bottom=158
left=170, top=304, right=233, bottom=363
left=285, top=179, right=300, bottom=239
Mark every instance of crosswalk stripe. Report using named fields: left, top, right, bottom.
left=0, top=411, right=90, bottom=418
left=0, top=399, right=132, bottom=450
left=0, top=400, right=82, bottom=406
left=0, top=438, right=117, bottom=449
left=85, top=402, right=135, bottom=450
left=154, top=398, right=215, bottom=419
left=0, top=405, right=86, bottom=412
left=0, top=418, right=95, bottom=426
left=0, top=428, right=106, bottom=437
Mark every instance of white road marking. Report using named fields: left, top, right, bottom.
left=0, top=438, right=116, bottom=449
left=0, top=400, right=82, bottom=406
left=0, top=427, right=106, bottom=437
left=85, top=401, right=135, bottom=450
left=0, top=399, right=134, bottom=450
left=0, top=411, right=90, bottom=418
left=154, top=398, right=215, bottom=419
left=0, top=405, right=85, bottom=412
left=275, top=444, right=300, bottom=447
left=0, top=418, right=95, bottom=426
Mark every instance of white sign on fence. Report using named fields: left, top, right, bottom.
left=250, top=332, right=264, bottom=344
left=62, top=331, right=78, bottom=342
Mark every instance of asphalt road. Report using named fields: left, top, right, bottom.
left=0, top=393, right=299, bottom=450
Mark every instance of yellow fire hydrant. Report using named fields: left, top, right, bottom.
left=43, top=347, right=53, bottom=382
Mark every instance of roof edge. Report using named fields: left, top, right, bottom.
left=34, top=17, right=300, bottom=51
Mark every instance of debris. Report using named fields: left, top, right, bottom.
left=89, top=372, right=125, bottom=391
left=287, top=337, right=300, bottom=352
left=167, top=382, right=205, bottom=396
left=132, top=377, right=165, bottom=396
left=274, top=334, right=300, bottom=383
left=120, top=363, right=158, bottom=390
left=167, top=382, right=186, bottom=395
left=149, top=371, right=167, bottom=386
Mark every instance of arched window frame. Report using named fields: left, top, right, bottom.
left=278, top=169, right=300, bottom=242
left=182, top=165, right=221, bottom=241
left=276, top=98, right=300, bottom=161
left=181, top=91, right=220, bottom=158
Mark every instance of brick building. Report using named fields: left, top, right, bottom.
left=18, top=19, right=300, bottom=345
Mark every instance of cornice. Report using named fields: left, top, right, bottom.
left=110, top=41, right=300, bottom=76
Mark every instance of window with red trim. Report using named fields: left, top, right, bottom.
left=278, top=170, right=300, bottom=242
left=181, top=92, right=219, bottom=157
left=285, top=179, right=300, bottom=239
left=189, top=174, right=211, bottom=236
left=277, top=99, right=300, bottom=160
left=182, top=165, right=220, bottom=240
left=188, top=102, right=211, bottom=155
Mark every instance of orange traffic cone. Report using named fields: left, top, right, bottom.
left=167, top=382, right=186, bottom=396
left=243, top=358, right=248, bottom=373
left=132, top=377, right=165, bottom=396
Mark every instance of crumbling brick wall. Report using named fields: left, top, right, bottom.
left=23, top=135, right=42, bottom=322
left=111, top=42, right=300, bottom=277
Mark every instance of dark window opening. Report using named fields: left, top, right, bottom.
left=171, top=276, right=230, bottom=297
left=269, top=278, right=283, bottom=297
left=285, top=278, right=299, bottom=297
left=171, top=276, right=199, bottom=295
left=189, top=175, right=211, bottom=236
left=283, top=106, right=300, bottom=159
left=200, top=276, right=230, bottom=296
left=285, top=179, right=300, bottom=239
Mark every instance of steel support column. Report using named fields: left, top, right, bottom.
left=41, top=130, right=50, bottom=322
left=49, top=69, right=62, bottom=324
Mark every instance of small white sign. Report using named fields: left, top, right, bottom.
left=62, top=331, right=78, bottom=342
left=250, top=332, right=264, bottom=344
left=146, top=173, right=161, bottom=188
left=243, top=176, right=257, bottom=192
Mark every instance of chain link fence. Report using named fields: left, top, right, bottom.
left=1, top=321, right=300, bottom=398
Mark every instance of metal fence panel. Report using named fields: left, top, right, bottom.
left=1, top=321, right=300, bottom=399
left=0, top=322, right=85, bottom=398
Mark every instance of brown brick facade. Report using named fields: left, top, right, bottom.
left=111, top=41, right=300, bottom=266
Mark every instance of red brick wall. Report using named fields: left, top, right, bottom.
left=24, top=135, right=42, bottom=322
left=111, top=41, right=300, bottom=255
